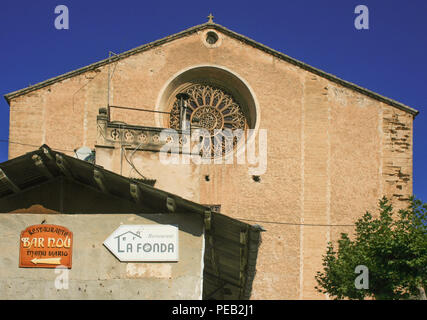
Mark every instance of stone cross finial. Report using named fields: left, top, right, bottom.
left=207, top=13, right=214, bottom=23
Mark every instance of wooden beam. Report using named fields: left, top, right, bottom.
left=41, top=146, right=54, bottom=161
left=32, top=154, right=54, bottom=179
left=166, top=196, right=176, bottom=212
left=55, top=154, right=73, bottom=178
left=130, top=182, right=142, bottom=203
left=204, top=210, right=212, bottom=231
left=0, top=168, right=20, bottom=193
left=93, top=168, right=108, bottom=193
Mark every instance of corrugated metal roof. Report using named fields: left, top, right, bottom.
left=0, top=145, right=263, bottom=300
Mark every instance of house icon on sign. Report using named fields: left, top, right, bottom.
left=114, top=230, right=141, bottom=253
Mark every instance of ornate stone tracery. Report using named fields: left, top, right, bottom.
left=169, top=84, right=247, bottom=157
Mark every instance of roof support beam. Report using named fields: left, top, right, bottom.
left=0, top=168, right=20, bottom=193
left=32, top=154, right=54, bottom=179
left=55, top=154, right=73, bottom=179
left=204, top=210, right=212, bottom=231
left=130, top=182, right=142, bottom=203
left=41, top=146, right=54, bottom=161
left=93, top=168, right=108, bottom=194
left=166, top=196, right=176, bottom=212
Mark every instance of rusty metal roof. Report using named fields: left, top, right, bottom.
left=0, top=145, right=263, bottom=300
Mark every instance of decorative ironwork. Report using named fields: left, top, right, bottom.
left=169, top=84, right=247, bottom=157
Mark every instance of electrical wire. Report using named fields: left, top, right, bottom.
left=126, top=139, right=148, bottom=179
left=97, top=117, right=148, bottom=180
left=0, top=139, right=74, bottom=153
left=121, top=145, right=147, bottom=180
left=235, top=217, right=355, bottom=227
left=1, top=138, right=357, bottom=227
left=72, top=66, right=103, bottom=113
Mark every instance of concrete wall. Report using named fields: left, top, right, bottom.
left=7, top=27, right=415, bottom=299
left=0, top=213, right=204, bottom=299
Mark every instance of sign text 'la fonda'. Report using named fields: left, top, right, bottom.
left=103, top=225, right=179, bottom=262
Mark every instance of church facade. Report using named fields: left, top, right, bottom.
left=4, top=17, right=417, bottom=299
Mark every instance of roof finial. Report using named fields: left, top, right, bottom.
left=207, top=13, right=214, bottom=23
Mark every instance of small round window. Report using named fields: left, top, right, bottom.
left=206, top=31, right=218, bottom=45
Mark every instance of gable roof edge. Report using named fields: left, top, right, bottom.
left=210, top=23, right=419, bottom=117
left=3, top=22, right=419, bottom=116
left=3, top=22, right=210, bottom=104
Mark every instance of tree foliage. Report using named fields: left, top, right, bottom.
left=315, top=197, right=427, bottom=300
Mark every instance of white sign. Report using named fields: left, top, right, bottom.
left=103, top=225, right=179, bottom=262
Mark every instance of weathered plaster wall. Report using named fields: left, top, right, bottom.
left=7, top=27, right=414, bottom=299
left=0, top=213, right=204, bottom=299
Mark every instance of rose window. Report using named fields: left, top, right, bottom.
left=169, top=84, right=247, bottom=157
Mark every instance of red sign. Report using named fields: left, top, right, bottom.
left=19, top=224, right=73, bottom=268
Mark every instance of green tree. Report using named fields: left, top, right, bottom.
left=315, top=197, right=427, bottom=300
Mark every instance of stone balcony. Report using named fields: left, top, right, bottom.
left=96, top=107, right=191, bottom=153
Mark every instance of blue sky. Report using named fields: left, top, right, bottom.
left=0, top=0, right=426, bottom=201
